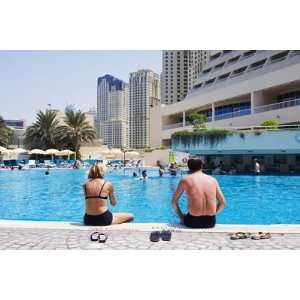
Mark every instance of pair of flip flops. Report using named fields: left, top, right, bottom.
left=230, top=232, right=271, bottom=240
left=90, top=231, right=108, bottom=243
left=150, top=230, right=172, bottom=242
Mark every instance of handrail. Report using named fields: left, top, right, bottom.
left=215, top=109, right=251, bottom=121
left=254, top=98, right=300, bottom=113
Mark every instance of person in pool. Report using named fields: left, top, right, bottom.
left=172, top=157, right=226, bottom=228
left=140, top=170, right=148, bottom=180
left=83, top=163, right=134, bottom=226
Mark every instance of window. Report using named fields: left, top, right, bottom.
left=227, top=55, right=240, bottom=65
left=291, top=50, right=300, bottom=57
left=193, top=83, right=202, bottom=89
left=210, top=52, right=221, bottom=61
left=231, top=66, right=247, bottom=77
left=247, top=59, right=266, bottom=71
left=214, top=62, right=225, bottom=71
left=242, top=50, right=256, bottom=59
left=202, top=67, right=211, bottom=74
left=217, top=72, right=230, bottom=81
left=269, top=51, right=289, bottom=64
left=205, top=78, right=216, bottom=86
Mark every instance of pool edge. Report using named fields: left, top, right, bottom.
left=0, top=220, right=300, bottom=233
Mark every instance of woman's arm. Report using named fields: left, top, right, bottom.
left=108, top=182, right=117, bottom=206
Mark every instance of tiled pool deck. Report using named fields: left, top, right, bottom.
left=0, top=220, right=300, bottom=250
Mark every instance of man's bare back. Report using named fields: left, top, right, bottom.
left=172, top=158, right=226, bottom=228
left=182, top=172, right=218, bottom=216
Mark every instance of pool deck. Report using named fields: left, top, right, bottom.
left=0, top=220, right=300, bottom=250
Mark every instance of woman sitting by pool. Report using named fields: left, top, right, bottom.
left=83, top=163, right=134, bottom=226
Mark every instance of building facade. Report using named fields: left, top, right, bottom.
left=161, top=50, right=210, bottom=105
left=96, top=74, right=128, bottom=148
left=3, top=119, right=26, bottom=147
left=129, top=69, right=160, bottom=149
left=151, top=50, right=300, bottom=147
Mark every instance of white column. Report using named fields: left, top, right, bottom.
left=182, top=111, right=186, bottom=127
left=211, top=103, right=215, bottom=121
left=250, top=92, right=254, bottom=114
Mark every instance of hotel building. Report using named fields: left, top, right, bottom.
left=151, top=50, right=300, bottom=148
left=129, top=69, right=160, bottom=149
left=161, top=50, right=210, bottom=105
left=4, top=119, right=26, bottom=147
left=97, top=75, right=128, bottom=148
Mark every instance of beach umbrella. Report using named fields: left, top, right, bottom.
left=11, top=148, right=28, bottom=154
left=46, top=149, right=60, bottom=161
left=29, top=149, right=46, bottom=160
left=127, top=151, right=140, bottom=158
left=101, top=149, right=113, bottom=155
left=101, top=148, right=122, bottom=159
left=29, top=149, right=46, bottom=155
left=0, top=146, right=9, bottom=155
left=59, top=149, right=75, bottom=160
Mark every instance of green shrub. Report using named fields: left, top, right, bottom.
left=260, top=119, right=278, bottom=128
left=186, top=112, right=207, bottom=129
left=172, top=128, right=233, bottom=147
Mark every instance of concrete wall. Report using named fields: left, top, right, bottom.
left=142, top=149, right=169, bottom=166
left=149, top=105, right=163, bottom=148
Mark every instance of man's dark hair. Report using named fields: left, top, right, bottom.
left=187, top=157, right=203, bottom=173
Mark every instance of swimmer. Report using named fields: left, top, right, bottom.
left=159, top=167, right=164, bottom=177
left=140, top=170, right=148, bottom=180
left=45, top=170, right=49, bottom=175
left=133, top=171, right=138, bottom=177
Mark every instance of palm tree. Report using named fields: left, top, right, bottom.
left=0, top=116, right=10, bottom=147
left=58, top=110, right=96, bottom=158
left=24, top=110, right=60, bottom=150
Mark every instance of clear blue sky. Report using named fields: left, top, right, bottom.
left=0, top=50, right=162, bottom=124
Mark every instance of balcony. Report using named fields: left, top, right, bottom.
left=254, top=98, right=300, bottom=114
left=163, top=116, right=212, bottom=131
left=163, top=122, right=184, bottom=130
left=215, top=109, right=251, bottom=121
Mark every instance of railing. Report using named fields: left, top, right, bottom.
left=162, top=117, right=212, bottom=130
left=215, top=109, right=251, bottom=121
left=254, top=98, right=300, bottom=114
left=162, top=122, right=183, bottom=130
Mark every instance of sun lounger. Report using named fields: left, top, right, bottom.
left=28, top=160, right=36, bottom=168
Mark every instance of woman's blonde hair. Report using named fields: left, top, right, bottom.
left=88, top=163, right=107, bottom=179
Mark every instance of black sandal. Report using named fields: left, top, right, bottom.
left=161, top=230, right=172, bottom=241
left=90, top=231, right=100, bottom=241
left=98, top=233, right=108, bottom=243
left=90, top=232, right=108, bottom=243
left=150, top=231, right=160, bottom=242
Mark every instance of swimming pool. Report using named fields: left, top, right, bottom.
left=0, top=168, right=299, bottom=224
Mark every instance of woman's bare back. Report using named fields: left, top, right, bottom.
left=84, top=179, right=111, bottom=215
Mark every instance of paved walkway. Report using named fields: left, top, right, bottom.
left=0, top=221, right=300, bottom=250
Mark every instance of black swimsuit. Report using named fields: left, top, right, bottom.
left=83, top=181, right=113, bottom=226
left=184, top=214, right=216, bottom=228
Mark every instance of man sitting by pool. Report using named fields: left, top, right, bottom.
left=172, top=157, right=226, bottom=228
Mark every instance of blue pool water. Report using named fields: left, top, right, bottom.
left=0, top=168, right=300, bottom=224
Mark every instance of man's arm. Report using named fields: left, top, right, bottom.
left=215, top=180, right=226, bottom=214
left=108, top=182, right=117, bottom=206
left=172, top=179, right=185, bottom=221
